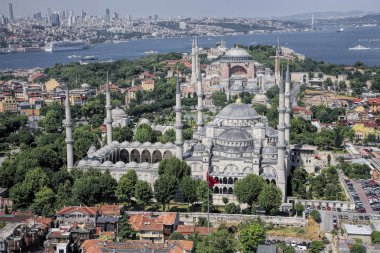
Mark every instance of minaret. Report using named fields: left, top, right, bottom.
left=191, top=38, right=197, bottom=85
left=197, top=72, right=204, bottom=131
left=65, top=89, right=74, bottom=171
left=277, top=70, right=287, bottom=202
left=284, top=62, right=291, bottom=145
left=195, top=38, right=200, bottom=80
left=175, top=76, right=183, bottom=160
left=274, top=37, right=281, bottom=86
left=105, top=73, right=113, bottom=145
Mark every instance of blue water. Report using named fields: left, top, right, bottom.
left=0, top=26, right=380, bottom=70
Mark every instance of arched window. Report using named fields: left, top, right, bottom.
left=131, top=149, right=140, bottom=163
left=223, top=187, right=228, bottom=194
left=266, top=179, right=270, bottom=184
left=141, top=150, right=152, bottom=163
left=271, top=179, right=276, bottom=185
left=228, top=177, right=233, bottom=184
left=214, top=187, right=219, bottom=194
left=228, top=188, right=233, bottom=194
left=152, top=150, right=162, bottom=163
left=234, top=178, right=238, bottom=183
left=120, top=149, right=129, bottom=163
left=223, top=177, right=227, bottom=184
left=163, top=150, right=173, bottom=159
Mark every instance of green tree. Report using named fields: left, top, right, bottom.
left=55, top=180, right=77, bottom=209
left=222, top=197, right=229, bottom=205
left=290, top=167, right=308, bottom=198
left=234, top=174, right=265, bottom=206
left=258, top=184, right=282, bottom=215
left=211, top=91, right=227, bottom=107
left=310, top=210, right=321, bottom=223
left=295, top=202, right=305, bottom=216
left=224, top=203, right=240, bottom=214
left=181, top=176, right=197, bottom=204
left=160, top=129, right=176, bottom=143
left=168, top=232, right=185, bottom=240
left=196, top=228, right=238, bottom=253
left=154, top=174, right=178, bottom=211
left=30, top=186, right=55, bottom=217
left=158, top=157, right=191, bottom=183
left=239, top=221, right=266, bottom=252
left=308, top=241, right=325, bottom=253
left=371, top=231, right=380, bottom=244
left=133, top=123, right=153, bottom=142
left=196, top=180, right=213, bottom=212
left=350, top=243, right=366, bottom=253
left=113, top=127, right=133, bottom=142
left=116, top=170, right=138, bottom=204
left=119, top=214, right=135, bottom=240
left=134, top=180, right=153, bottom=206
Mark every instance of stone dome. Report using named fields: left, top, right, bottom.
left=112, top=107, right=126, bottom=119
left=91, top=160, right=101, bottom=167
left=218, top=129, right=253, bottom=142
left=102, top=161, right=114, bottom=166
left=115, top=161, right=126, bottom=167
left=218, top=102, right=259, bottom=120
left=81, top=83, right=90, bottom=89
left=229, top=81, right=244, bottom=92
left=253, top=94, right=268, bottom=103
left=222, top=47, right=252, bottom=61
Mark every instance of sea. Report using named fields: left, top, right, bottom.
left=0, top=26, right=380, bottom=70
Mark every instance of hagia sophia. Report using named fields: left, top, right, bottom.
left=67, top=40, right=300, bottom=204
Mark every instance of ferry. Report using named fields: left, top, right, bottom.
left=362, top=24, right=377, bottom=27
left=45, top=40, right=89, bottom=52
left=336, top=27, right=344, bottom=32
left=144, top=50, right=158, bottom=54
left=81, top=56, right=97, bottom=61
left=349, top=45, right=371, bottom=51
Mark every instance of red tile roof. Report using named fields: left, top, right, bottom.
left=129, top=212, right=178, bottom=232
left=99, top=205, right=123, bottom=216
left=57, top=206, right=98, bottom=215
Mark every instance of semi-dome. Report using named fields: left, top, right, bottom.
left=222, top=47, right=253, bottom=61
left=102, top=161, right=114, bottom=166
left=218, top=129, right=253, bottom=142
left=229, top=81, right=244, bottom=92
left=218, top=102, right=259, bottom=120
left=253, top=94, right=268, bottom=104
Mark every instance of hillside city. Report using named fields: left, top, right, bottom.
left=1, top=2, right=380, bottom=253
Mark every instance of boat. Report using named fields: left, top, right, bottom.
left=349, top=45, right=371, bottom=51
left=81, top=55, right=97, bottom=61
left=336, top=27, right=344, bottom=32
left=45, top=40, right=89, bottom=52
left=144, top=51, right=158, bottom=54
left=362, top=24, right=377, bottom=27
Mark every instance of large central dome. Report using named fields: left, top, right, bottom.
left=222, top=47, right=253, bottom=61
left=217, top=102, right=259, bottom=120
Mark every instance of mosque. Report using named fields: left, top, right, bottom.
left=67, top=43, right=293, bottom=204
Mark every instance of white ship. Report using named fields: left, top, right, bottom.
left=349, top=45, right=371, bottom=51
left=336, top=27, right=344, bottom=32
left=362, top=24, right=377, bottom=27
left=45, top=41, right=89, bottom=52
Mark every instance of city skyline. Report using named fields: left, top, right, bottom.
left=1, top=0, right=379, bottom=18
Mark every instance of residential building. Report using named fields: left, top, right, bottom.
left=129, top=212, right=179, bottom=243
left=352, top=121, right=378, bottom=140
left=56, top=206, right=98, bottom=226
left=141, top=79, right=155, bottom=91
left=0, top=96, right=17, bottom=112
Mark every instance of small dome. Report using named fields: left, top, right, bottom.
left=218, top=102, right=259, bottom=120
left=112, top=141, right=120, bottom=145
left=253, top=94, right=268, bottom=103
left=91, top=160, right=101, bottom=167
left=115, top=161, right=126, bottom=167
left=112, top=107, right=126, bottom=118
left=78, top=160, right=88, bottom=167
left=81, top=83, right=90, bottom=89
left=223, top=47, right=252, bottom=61
left=141, top=162, right=150, bottom=167
left=153, top=142, right=163, bottom=147
left=139, top=118, right=150, bottom=125
left=128, top=162, right=138, bottom=167
left=102, top=161, right=114, bottom=166
left=143, top=142, right=152, bottom=147
left=218, top=129, right=253, bottom=142
left=121, top=141, right=130, bottom=146
left=164, top=142, right=173, bottom=147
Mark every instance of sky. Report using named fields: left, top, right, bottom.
left=1, top=0, right=379, bottom=18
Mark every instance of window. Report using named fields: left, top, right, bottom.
left=59, top=250, right=64, bottom=253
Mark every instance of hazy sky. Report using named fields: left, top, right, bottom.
left=1, top=0, right=379, bottom=18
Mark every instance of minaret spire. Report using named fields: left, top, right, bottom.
left=274, top=37, right=281, bottom=86
left=65, top=88, right=74, bottom=171
left=285, top=61, right=291, bottom=145
left=195, top=38, right=200, bottom=81
left=197, top=71, right=204, bottom=131
left=105, top=72, right=113, bottom=145
left=191, top=37, right=197, bottom=85
left=175, top=76, right=183, bottom=160
left=277, top=70, right=287, bottom=203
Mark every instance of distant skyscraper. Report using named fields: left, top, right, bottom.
left=81, top=10, right=86, bottom=20
left=154, top=14, right=158, bottom=20
left=51, top=12, right=60, bottom=27
left=105, top=8, right=110, bottom=23
left=8, top=3, right=14, bottom=20
left=47, top=8, right=52, bottom=25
